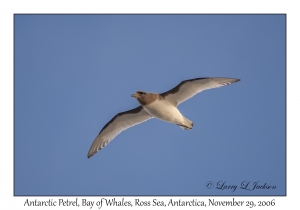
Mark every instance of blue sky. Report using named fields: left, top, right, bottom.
left=14, top=14, right=285, bottom=196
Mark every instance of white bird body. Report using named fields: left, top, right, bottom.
left=142, top=99, right=191, bottom=129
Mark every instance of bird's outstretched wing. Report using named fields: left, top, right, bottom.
left=87, top=106, right=153, bottom=158
left=160, top=77, right=240, bottom=106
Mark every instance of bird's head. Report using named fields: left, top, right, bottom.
left=131, top=90, right=147, bottom=98
left=131, top=91, right=156, bottom=105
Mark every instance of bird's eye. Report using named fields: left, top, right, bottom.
left=138, top=91, right=144, bottom=95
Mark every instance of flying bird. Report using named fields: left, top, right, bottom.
left=87, top=77, right=240, bottom=158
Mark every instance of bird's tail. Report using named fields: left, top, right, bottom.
left=178, top=117, right=194, bottom=130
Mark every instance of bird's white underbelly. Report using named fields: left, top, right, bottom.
left=143, top=100, right=184, bottom=124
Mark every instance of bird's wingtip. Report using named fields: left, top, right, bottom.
left=87, top=153, right=93, bottom=159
